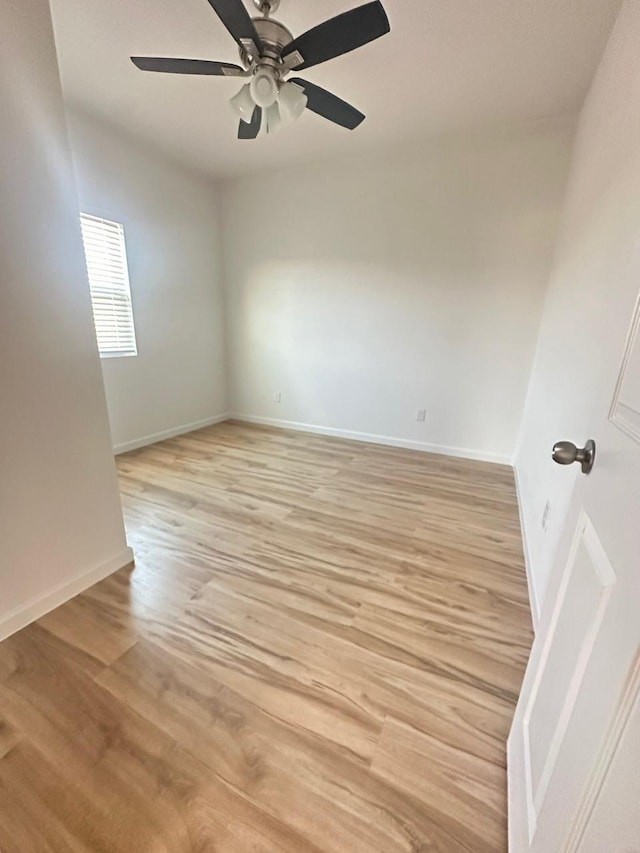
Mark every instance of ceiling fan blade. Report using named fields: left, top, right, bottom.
left=238, top=106, right=262, bottom=139
left=281, top=1, right=389, bottom=71
left=205, top=0, right=262, bottom=53
left=131, top=57, right=245, bottom=75
left=290, top=78, right=365, bottom=130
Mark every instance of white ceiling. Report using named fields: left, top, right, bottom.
left=50, top=0, right=621, bottom=179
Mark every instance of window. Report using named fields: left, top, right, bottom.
left=79, top=213, right=137, bottom=358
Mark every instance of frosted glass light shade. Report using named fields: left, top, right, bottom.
left=230, top=83, right=255, bottom=123
left=266, top=102, right=281, bottom=134
left=250, top=71, right=278, bottom=108
left=279, top=81, right=307, bottom=121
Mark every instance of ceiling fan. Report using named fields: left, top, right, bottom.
left=131, top=0, right=390, bottom=139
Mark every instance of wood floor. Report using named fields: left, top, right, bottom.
left=0, top=421, right=533, bottom=852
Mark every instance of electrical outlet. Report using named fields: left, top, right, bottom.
left=273, top=391, right=282, bottom=404
left=416, top=409, right=427, bottom=423
left=541, top=500, right=551, bottom=532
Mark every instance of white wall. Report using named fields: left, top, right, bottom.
left=67, top=110, right=228, bottom=453
left=515, top=0, right=640, bottom=618
left=0, top=0, right=131, bottom=638
left=221, top=119, right=574, bottom=464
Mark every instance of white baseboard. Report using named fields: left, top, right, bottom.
left=230, top=413, right=512, bottom=466
left=513, top=462, right=541, bottom=631
left=0, top=547, right=134, bottom=642
left=114, top=413, right=230, bottom=455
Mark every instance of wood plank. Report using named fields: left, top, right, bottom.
left=371, top=717, right=508, bottom=853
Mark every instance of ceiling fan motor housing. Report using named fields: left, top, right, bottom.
left=246, top=17, right=293, bottom=64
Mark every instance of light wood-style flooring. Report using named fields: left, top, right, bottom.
left=0, top=421, right=533, bottom=852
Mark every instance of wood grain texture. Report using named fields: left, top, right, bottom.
left=0, top=421, right=533, bottom=852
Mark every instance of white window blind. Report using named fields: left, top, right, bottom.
left=79, top=213, right=137, bottom=358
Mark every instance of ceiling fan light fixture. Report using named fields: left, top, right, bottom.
left=230, top=82, right=255, bottom=122
left=278, top=80, right=307, bottom=121
left=249, top=69, right=278, bottom=108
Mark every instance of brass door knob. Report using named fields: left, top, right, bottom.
left=552, top=439, right=596, bottom=474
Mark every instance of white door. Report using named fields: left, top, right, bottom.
left=508, top=282, right=640, bottom=851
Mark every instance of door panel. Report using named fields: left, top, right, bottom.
left=572, top=656, right=640, bottom=853
left=610, top=291, right=640, bottom=443
left=523, top=514, right=616, bottom=841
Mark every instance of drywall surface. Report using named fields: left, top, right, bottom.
left=67, top=110, right=228, bottom=452
left=515, top=0, right=640, bottom=615
left=221, top=119, right=574, bottom=463
left=0, top=0, right=130, bottom=637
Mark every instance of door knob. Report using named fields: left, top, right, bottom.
left=552, top=439, right=596, bottom=474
